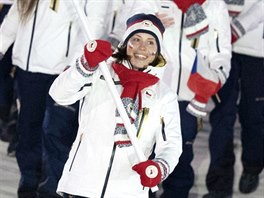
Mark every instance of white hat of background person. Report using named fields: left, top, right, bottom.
left=122, top=13, right=165, bottom=54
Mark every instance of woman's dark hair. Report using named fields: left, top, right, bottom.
left=112, top=44, right=129, bottom=64
left=112, top=44, right=161, bottom=67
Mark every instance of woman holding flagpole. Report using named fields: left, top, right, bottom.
left=50, top=13, right=182, bottom=198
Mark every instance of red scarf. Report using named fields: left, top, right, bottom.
left=112, top=63, right=159, bottom=147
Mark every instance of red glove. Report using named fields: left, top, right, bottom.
left=132, top=160, right=162, bottom=188
left=187, top=75, right=221, bottom=118
left=186, top=83, right=220, bottom=118
left=82, top=40, right=112, bottom=71
left=173, top=0, right=205, bottom=12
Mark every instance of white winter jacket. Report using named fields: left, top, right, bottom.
left=49, top=58, right=182, bottom=198
left=231, top=0, right=264, bottom=58
left=111, top=0, right=232, bottom=101
left=0, top=0, right=112, bottom=74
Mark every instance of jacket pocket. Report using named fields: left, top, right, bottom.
left=161, top=117, right=167, bottom=141
left=65, top=21, right=72, bottom=57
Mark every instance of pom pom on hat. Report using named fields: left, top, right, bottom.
left=122, top=13, right=165, bottom=53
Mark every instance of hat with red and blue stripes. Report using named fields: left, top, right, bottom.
left=122, top=13, right=165, bottom=53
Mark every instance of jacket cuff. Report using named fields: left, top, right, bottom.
left=76, top=56, right=94, bottom=78
left=231, top=18, right=246, bottom=38
left=186, top=97, right=207, bottom=118
left=153, top=158, right=170, bottom=181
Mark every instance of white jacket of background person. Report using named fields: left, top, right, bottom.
left=111, top=0, right=232, bottom=102
left=231, top=0, right=264, bottom=58
left=0, top=0, right=13, bottom=5
left=0, top=0, right=112, bottom=74
left=49, top=58, right=182, bottom=198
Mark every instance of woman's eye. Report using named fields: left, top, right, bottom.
left=132, top=38, right=140, bottom=42
left=148, top=41, right=155, bottom=45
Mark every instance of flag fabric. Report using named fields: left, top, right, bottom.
left=187, top=51, right=220, bottom=103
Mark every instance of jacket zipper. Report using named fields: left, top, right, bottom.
left=84, top=0, right=88, bottom=15
left=263, top=24, right=264, bottom=39
left=26, top=0, right=39, bottom=71
left=214, top=30, right=227, bottom=81
left=136, top=107, right=149, bottom=138
left=176, top=13, right=184, bottom=95
left=213, top=30, right=226, bottom=101
left=69, top=133, right=83, bottom=172
left=100, top=144, right=117, bottom=198
left=161, top=117, right=167, bottom=141
left=215, top=29, right=220, bottom=53
left=100, top=108, right=149, bottom=197
left=78, top=97, right=85, bottom=122
left=65, top=21, right=72, bottom=57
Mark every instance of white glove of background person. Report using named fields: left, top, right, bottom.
left=156, top=13, right=175, bottom=28
left=107, top=32, right=121, bottom=51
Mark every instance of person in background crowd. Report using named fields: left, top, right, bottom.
left=49, top=13, right=182, bottom=198
left=203, top=0, right=264, bottom=197
left=109, top=0, right=232, bottom=197
left=0, top=1, right=13, bottom=126
left=39, top=1, right=116, bottom=197
left=0, top=0, right=111, bottom=197
left=0, top=0, right=17, bottom=157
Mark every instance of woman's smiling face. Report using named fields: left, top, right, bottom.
left=126, top=32, right=158, bottom=70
